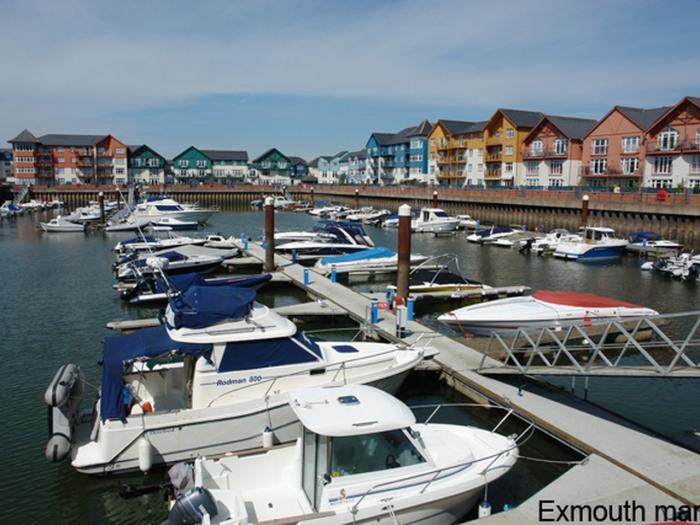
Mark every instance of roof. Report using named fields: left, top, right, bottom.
left=37, top=134, right=107, bottom=147
left=128, top=144, right=165, bottom=158
left=645, top=96, right=700, bottom=133
left=438, top=120, right=476, bottom=135
left=499, top=108, right=544, bottom=128
left=544, top=116, right=597, bottom=140
left=288, top=156, right=307, bottom=165
left=8, top=129, right=38, bottom=143
left=369, top=132, right=399, bottom=146
left=252, top=148, right=290, bottom=163
left=201, top=149, right=248, bottom=162
left=290, top=384, right=416, bottom=437
left=347, top=149, right=367, bottom=159
left=616, top=106, right=671, bottom=130
left=405, top=119, right=433, bottom=137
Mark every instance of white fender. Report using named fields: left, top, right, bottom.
left=138, top=436, right=154, bottom=473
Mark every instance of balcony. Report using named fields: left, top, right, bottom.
left=580, top=167, right=641, bottom=177
left=646, top=139, right=700, bottom=155
left=484, top=169, right=502, bottom=179
left=523, top=148, right=567, bottom=160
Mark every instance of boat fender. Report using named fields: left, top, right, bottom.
left=44, top=364, right=81, bottom=407
left=45, top=433, right=71, bottom=462
left=478, top=501, right=492, bottom=518
left=167, top=487, right=218, bottom=525
left=262, top=427, right=274, bottom=448
left=138, top=436, right=154, bottom=473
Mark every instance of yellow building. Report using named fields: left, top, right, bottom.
left=482, top=109, right=543, bottom=186
left=427, top=120, right=487, bottom=187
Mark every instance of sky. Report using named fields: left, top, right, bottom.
left=1, top=0, right=699, bottom=159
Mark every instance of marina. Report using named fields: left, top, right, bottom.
left=2, top=199, right=699, bottom=524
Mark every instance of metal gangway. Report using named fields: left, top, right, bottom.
left=477, top=311, right=700, bottom=377
left=14, top=185, right=30, bottom=204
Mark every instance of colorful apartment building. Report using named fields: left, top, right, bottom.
left=580, top=106, right=670, bottom=190
left=251, top=148, right=295, bottom=186
left=128, top=145, right=166, bottom=185
left=8, top=129, right=128, bottom=185
left=172, top=146, right=213, bottom=184
left=345, top=149, right=367, bottom=183
left=482, top=109, right=543, bottom=187
left=521, top=116, right=597, bottom=187
left=365, top=119, right=431, bottom=185
left=427, top=120, right=487, bottom=187
left=288, top=157, right=308, bottom=181
left=202, top=150, right=249, bottom=184
left=643, top=96, right=700, bottom=190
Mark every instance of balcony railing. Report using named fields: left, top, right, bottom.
left=646, top=139, right=700, bottom=155
left=580, top=167, right=642, bottom=177
left=484, top=170, right=502, bottom=178
left=486, top=153, right=502, bottom=162
left=523, top=148, right=567, bottom=159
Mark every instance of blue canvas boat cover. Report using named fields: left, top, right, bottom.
left=100, top=326, right=212, bottom=421
left=122, top=235, right=156, bottom=244
left=133, top=250, right=188, bottom=268
left=628, top=231, right=661, bottom=243
left=320, top=247, right=395, bottom=265
left=154, top=273, right=272, bottom=294
left=168, top=285, right=256, bottom=329
left=218, top=331, right=322, bottom=372
left=146, top=195, right=167, bottom=202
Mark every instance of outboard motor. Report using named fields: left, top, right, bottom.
left=164, top=488, right=218, bottom=525
left=44, top=364, right=84, bottom=462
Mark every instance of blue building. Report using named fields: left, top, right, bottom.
left=365, top=119, right=432, bottom=185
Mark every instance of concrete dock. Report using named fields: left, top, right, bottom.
left=236, top=240, right=700, bottom=518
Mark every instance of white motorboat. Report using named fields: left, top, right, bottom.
left=625, top=232, right=682, bottom=256
left=438, top=290, right=658, bottom=336
left=271, top=195, right=295, bottom=209
left=276, top=221, right=375, bottom=261
left=411, top=208, right=461, bottom=233
left=387, top=257, right=489, bottom=295
left=345, top=207, right=377, bottom=222
left=40, top=216, right=86, bottom=233
left=165, top=384, right=517, bottom=525
left=20, top=199, right=47, bottom=211
left=456, top=214, right=478, bottom=230
left=115, top=249, right=224, bottom=280
left=203, top=234, right=239, bottom=249
left=517, top=229, right=576, bottom=255
left=554, top=226, right=628, bottom=262
left=105, top=216, right=153, bottom=232
left=643, top=253, right=700, bottom=281
left=44, top=288, right=424, bottom=474
left=466, top=226, right=514, bottom=244
left=314, top=247, right=429, bottom=275
left=150, top=217, right=200, bottom=231
left=490, top=231, right=541, bottom=249
left=64, top=206, right=102, bottom=223
left=130, top=197, right=216, bottom=224
left=1, top=201, right=24, bottom=216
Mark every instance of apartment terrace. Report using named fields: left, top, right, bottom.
left=645, top=138, right=700, bottom=155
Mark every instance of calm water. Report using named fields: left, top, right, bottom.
left=1, top=209, right=697, bottom=524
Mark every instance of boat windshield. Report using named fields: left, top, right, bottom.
left=329, top=429, right=425, bottom=478
left=433, top=211, right=449, bottom=218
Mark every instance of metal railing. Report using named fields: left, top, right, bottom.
left=477, top=310, right=700, bottom=377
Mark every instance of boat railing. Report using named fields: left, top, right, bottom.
left=206, top=345, right=423, bottom=408
left=408, top=253, right=462, bottom=283
left=348, top=412, right=532, bottom=514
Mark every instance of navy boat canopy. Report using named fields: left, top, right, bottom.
left=628, top=231, right=661, bottom=243
left=168, top=285, right=256, bottom=329
left=100, top=326, right=212, bottom=421
left=154, top=272, right=272, bottom=294
left=122, top=235, right=156, bottom=245
left=218, top=332, right=322, bottom=372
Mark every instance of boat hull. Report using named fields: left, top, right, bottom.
left=554, top=244, right=627, bottom=262
left=71, top=368, right=411, bottom=475
left=413, top=220, right=460, bottom=233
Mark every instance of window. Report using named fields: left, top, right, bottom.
left=278, top=161, right=287, bottom=168
left=550, top=179, right=563, bottom=187
left=115, top=168, right=125, bottom=175
left=591, top=158, right=607, bottom=174
left=591, top=139, right=608, bottom=155
left=696, top=129, right=700, bottom=147
left=691, top=155, right=700, bottom=173
left=621, top=157, right=639, bottom=174
left=439, top=138, right=445, bottom=147
left=505, top=162, right=513, bottom=173
left=115, top=147, right=125, bottom=154
left=621, top=136, right=640, bottom=153
left=330, top=430, right=425, bottom=478
left=531, top=140, right=543, bottom=154
left=549, top=160, right=563, bottom=175
left=553, top=139, right=567, bottom=155
left=657, top=128, right=678, bottom=150
left=429, top=139, right=435, bottom=147
left=410, top=139, right=422, bottom=149
left=654, top=156, right=672, bottom=174
left=458, top=137, right=464, bottom=147
left=15, top=143, right=34, bottom=151
left=526, top=178, right=539, bottom=186
left=261, top=161, right=271, bottom=168
left=506, top=128, right=514, bottom=138
left=467, top=164, right=473, bottom=173
left=57, top=157, right=64, bottom=163
left=505, top=145, right=513, bottom=156
left=56, top=147, right=64, bottom=152
left=526, top=161, right=539, bottom=175
left=410, top=154, right=423, bottom=162
left=178, top=160, right=189, bottom=168
left=477, top=163, right=483, bottom=172
left=196, top=160, right=206, bottom=168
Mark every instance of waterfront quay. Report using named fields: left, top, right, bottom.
left=22, top=183, right=700, bottom=249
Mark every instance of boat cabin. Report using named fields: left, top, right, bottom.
left=579, top=226, right=617, bottom=242
left=418, top=208, right=450, bottom=223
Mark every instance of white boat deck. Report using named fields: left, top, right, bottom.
left=236, top=240, right=700, bottom=516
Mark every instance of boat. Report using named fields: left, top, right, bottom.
left=115, top=248, right=225, bottom=280
left=121, top=272, right=272, bottom=305
left=641, top=253, right=700, bottom=281
left=40, top=216, right=86, bottom=233
left=438, top=290, right=658, bottom=336
left=517, top=229, right=576, bottom=255
left=164, top=384, right=518, bottom=525
left=20, top=199, right=47, bottom=211
left=466, top=226, right=514, bottom=244
left=314, top=247, right=428, bottom=275
left=411, top=208, right=461, bottom=233
left=490, top=231, right=541, bottom=249
left=271, top=195, right=295, bottom=209
left=1, top=201, right=24, bottom=216
left=130, top=197, right=216, bottom=224
left=382, top=213, right=399, bottom=228
left=456, top=214, right=478, bottom=230
left=387, top=256, right=488, bottom=295
left=150, top=217, right=200, bottom=231
left=104, top=216, right=153, bottom=232
left=44, top=287, right=424, bottom=474
left=625, top=231, right=682, bottom=256
left=63, top=206, right=102, bottom=223
left=553, top=226, right=628, bottom=262
left=113, top=232, right=207, bottom=255
left=275, top=221, right=375, bottom=261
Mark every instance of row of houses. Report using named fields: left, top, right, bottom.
left=5, top=95, right=700, bottom=189
left=5, top=129, right=310, bottom=187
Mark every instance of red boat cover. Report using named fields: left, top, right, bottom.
left=533, top=290, right=640, bottom=309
